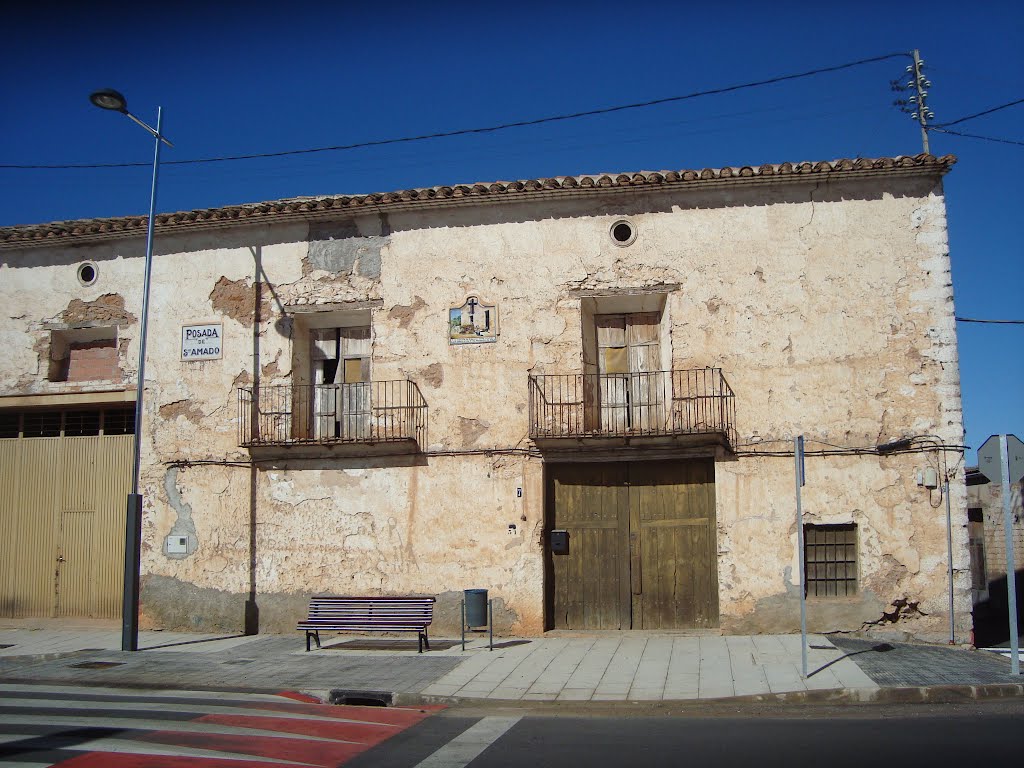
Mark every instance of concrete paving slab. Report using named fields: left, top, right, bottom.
left=1, top=621, right=1015, bottom=707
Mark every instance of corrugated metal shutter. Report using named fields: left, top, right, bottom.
left=0, top=409, right=133, bottom=619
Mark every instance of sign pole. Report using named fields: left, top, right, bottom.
left=795, top=435, right=807, bottom=678
left=999, top=434, right=1020, bottom=675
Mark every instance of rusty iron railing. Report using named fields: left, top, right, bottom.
left=528, top=368, right=736, bottom=447
left=238, top=381, right=427, bottom=447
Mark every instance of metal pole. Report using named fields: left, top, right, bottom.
left=122, top=106, right=163, bottom=653
left=945, top=480, right=955, bottom=644
left=795, top=436, right=807, bottom=677
left=999, top=435, right=1020, bottom=674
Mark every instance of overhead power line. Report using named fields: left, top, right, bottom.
left=956, top=317, right=1024, bottom=325
left=0, top=52, right=911, bottom=171
left=936, top=97, right=1024, bottom=127
left=929, top=127, right=1024, bottom=147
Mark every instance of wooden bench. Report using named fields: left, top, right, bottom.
left=297, top=595, right=435, bottom=653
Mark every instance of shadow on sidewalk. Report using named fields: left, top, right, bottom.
left=140, top=634, right=246, bottom=651
left=807, top=642, right=894, bottom=678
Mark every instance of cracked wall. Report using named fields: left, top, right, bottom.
left=1, top=178, right=965, bottom=640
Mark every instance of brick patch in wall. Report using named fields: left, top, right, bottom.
left=66, top=340, right=120, bottom=382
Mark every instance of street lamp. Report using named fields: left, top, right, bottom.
left=90, top=89, right=173, bottom=652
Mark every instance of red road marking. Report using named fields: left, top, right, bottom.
left=52, top=697, right=444, bottom=767
left=55, top=754, right=300, bottom=768
left=140, top=730, right=368, bottom=766
left=196, top=713, right=401, bottom=745
left=274, top=690, right=323, bottom=703
left=240, top=701, right=441, bottom=726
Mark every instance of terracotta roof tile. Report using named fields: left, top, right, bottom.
left=0, top=153, right=955, bottom=249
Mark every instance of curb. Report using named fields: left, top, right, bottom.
left=0, top=649, right=102, bottom=664
left=394, top=683, right=1024, bottom=709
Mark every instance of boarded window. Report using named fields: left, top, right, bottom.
left=595, top=313, right=665, bottom=432
left=310, top=326, right=371, bottom=439
left=804, top=523, right=857, bottom=598
left=48, top=328, right=119, bottom=383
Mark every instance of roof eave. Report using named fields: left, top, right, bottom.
left=0, top=154, right=956, bottom=251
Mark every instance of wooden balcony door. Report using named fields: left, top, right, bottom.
left=595, top=313, right=666, bottom=433
left=547, top=459, right=719, bottom=630
left=311, top=327, right=371, bottom=439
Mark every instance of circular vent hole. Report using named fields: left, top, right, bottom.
left=77, top=262, right=98, bottom=286
left=610, top=220, right=636, bottom=246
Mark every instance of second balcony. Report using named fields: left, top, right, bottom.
left=528, top=368, right=736, bottom=450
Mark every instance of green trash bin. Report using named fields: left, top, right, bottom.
left=464, top=589, right=488, bottom=627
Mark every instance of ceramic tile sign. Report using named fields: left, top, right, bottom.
left=181, top=323, right=223, bottom=361
left=449, top=296, right=498, bottom=345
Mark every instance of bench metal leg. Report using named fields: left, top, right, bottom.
left=419, top=627, right=430, bottom=653
left=306, top=630, right=320, bottom=652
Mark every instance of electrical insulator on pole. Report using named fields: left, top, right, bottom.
left=891, top=50, right=935, bottom=154
left=910, top=49, right=934, bottom=153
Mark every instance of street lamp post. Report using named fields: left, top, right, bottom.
left=90, top=89, right=173, bottom=652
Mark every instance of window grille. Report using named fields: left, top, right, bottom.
left=102, top=408, right=136, bottom=435
left=0, top=413, right=18, bottom=438
left=22, top=411, right=62, bottom=438
left=804, top=523, right=858, bottom=597
left=64, top=410, right=101, bottom=436
left=0, top=408, right=136, bottom=438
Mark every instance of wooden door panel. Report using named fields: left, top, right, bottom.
left=549, top=463, right=629, bottom=630
left=548, top=460, right=718, bottom=631
left=631, top=460, right=719, bottom=629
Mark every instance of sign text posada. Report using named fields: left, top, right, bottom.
left=181, top=323, right=223, bottom=361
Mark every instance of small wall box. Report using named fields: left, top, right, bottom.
left=166, top=535, right=188, bottom=554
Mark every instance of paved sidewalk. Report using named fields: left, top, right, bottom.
left=0, top=620, right=1020, bottom=705
left=419, top=634, right=874, bottom=702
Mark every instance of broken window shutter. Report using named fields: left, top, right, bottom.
left=343, top=357, right=368, bottom=384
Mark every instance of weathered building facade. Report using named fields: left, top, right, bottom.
left=966, top=466, right=1023, bottom=644
left=0, top=154, right=970, bottom=642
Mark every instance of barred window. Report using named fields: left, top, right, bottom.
left=102, top=408, right=136, bottom=435
left=0, top=412, right=18, bottom=439
left=64, top=410, right=101, bottom=436
left=0, top=408, right=136, bottom=438
left=804, top=523, right=858, bottom=598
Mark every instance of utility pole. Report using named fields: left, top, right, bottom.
left=892, top=49, right=935, bottom=154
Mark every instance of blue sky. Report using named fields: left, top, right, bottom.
left=2, top=1, right=1021, bottom=464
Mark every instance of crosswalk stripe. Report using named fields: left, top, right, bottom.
left=413, top=716, right=522, bottom=768
left=0, top=732, right=315, bottom=765
left=0, top=683, right=291, bottom=701
left=0, top=713, right=356, bottom=743
left=0, top=684, right=438, bottom=767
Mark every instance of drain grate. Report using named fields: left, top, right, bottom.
left=0, top=645, right=14, bottom=650
left=70, top=661, right=125, bottom=670
left=330, top=689, right=392, bottom=707
left=222, top=658, right=256, bottom=665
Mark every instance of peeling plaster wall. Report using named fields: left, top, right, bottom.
left=0, top=241, right=146, bottom=395
left=0, top=177, right=966, bottom=640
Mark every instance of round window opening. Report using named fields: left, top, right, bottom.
left=610, top=220, right=636, bottom=246
left=77, top=262, right=98, bottom=286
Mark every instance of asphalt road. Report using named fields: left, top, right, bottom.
left=3, top=683, right=1021, bottom=768
left=350, top=699, right=1024, bottom=768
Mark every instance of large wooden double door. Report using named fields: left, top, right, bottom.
left=547, top=460, right=718, bottom=630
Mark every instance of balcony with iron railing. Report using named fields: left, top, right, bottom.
left=528, top=368, right=736, bottom=449
left=238, top=380, right=427, bottom=449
